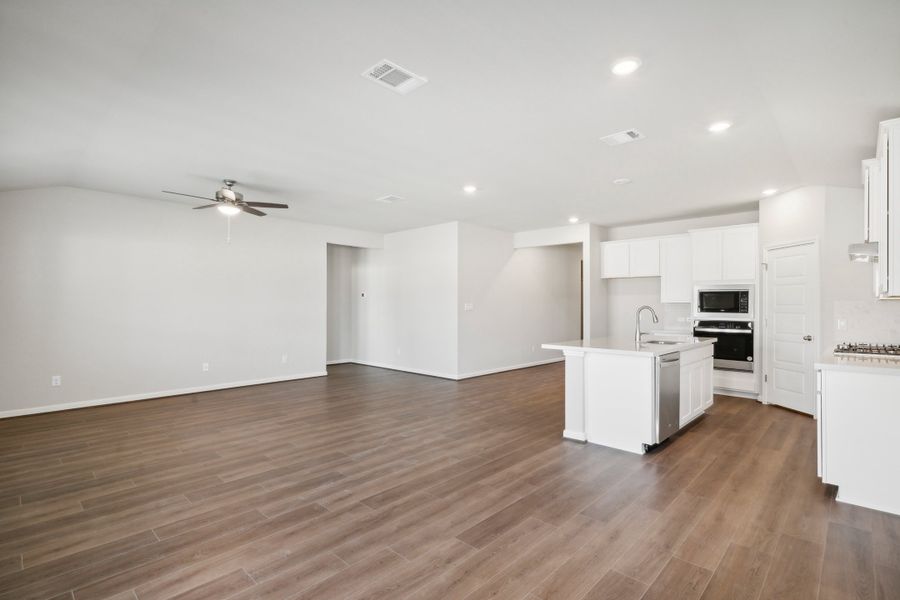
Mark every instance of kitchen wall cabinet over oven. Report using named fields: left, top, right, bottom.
left=689, top=224, right=758, bottom=282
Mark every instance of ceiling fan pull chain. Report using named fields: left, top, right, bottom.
left=226, top=215, right=232, bottom=244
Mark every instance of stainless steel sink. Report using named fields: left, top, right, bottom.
left=642, top=340, right=681, bottom=345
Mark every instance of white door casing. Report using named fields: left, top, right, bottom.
left=764, top=241, right=820, bottom=415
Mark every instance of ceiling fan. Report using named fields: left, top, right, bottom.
left=162, top=179, right=289, bottom=216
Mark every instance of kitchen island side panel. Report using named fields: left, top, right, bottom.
left=584, top=352, right=655, bottom=454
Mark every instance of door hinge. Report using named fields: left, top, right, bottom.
left=764, top=373, right=768, bottom=382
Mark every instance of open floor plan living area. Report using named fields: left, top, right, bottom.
left=2, top=1, right=900, bottom=599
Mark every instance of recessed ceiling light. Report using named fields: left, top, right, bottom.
left=613, top=178, right=632, bottom=185
left=611, top=57, right=642, bottom=76
left=762, top=188, right=778, bottom=196
left=568, top=216, right=580, bottom=224
left=462, top=184, right=478, bottom=194
left=708, top=121, right=732, bottom=133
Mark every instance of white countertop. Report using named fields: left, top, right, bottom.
left=542, top=336, right=716, bottom=357
left=816, top=355, right=900, bottom=376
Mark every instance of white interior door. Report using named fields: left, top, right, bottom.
left=764, top=242, right=819, bottom=415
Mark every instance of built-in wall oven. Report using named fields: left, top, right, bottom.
left=693, top=320, right=754, bottom=372
left=695, top=287, right=752, bottom=320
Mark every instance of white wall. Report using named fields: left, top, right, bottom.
left=457, top=223, right=581, bottom=376
left=759, top=185, right=900, bottom=353
left=353, top=222, right=459, bottom=378
left=0, top=187, right=381, bottom=417
left=326, top=244, right=358, bottom=363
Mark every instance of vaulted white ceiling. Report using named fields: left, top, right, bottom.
left=1, top=0, right=898, bottom=232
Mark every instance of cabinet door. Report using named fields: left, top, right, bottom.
left=887, top=124, right=900, bottom=296
left=601, top=241, right=630, bottom=278
left=722, top=225, right=758, bottom=281
left=690, top=366, right=704, bottom=419
left=629, top=239, right=660, bottom=277
left=702, top=357, right=714, bottom=409
left=679, top=364, right=693, bottom=426
left=660, top=236, right=692, bottom=303
left=690, top=229, right=723, bottom=281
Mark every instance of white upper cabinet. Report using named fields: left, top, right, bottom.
left=629, top=239, right=660, bottom=277
left=601, top=224, right=757, bottom=286
left=690, top=229, right=723, bottom=281
left=600, top=239, right=659, bottom=279
left=690, top=224, right=758, bottom=282
left=660, top=235, right=692, bottom=303
left=876, top=118, right=900, bottom=297
left=600, top=241, right=630, bottom=278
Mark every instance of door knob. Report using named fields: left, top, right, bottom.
left=803, top=335, right=813, bottom=341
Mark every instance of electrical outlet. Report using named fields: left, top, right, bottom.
left=281, top=354, right=288, bottom=364
left=837, top=318, right=847, bottom=331
left=463, top=302, right=474, bottom=312
left=51, top=375, right=61, bottom=387
left=202, top=362, right=209, bottom=372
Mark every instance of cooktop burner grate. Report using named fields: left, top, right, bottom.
left=834, top=343, right=900, bottom=358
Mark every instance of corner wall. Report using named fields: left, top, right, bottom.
left=457, top=223, right=582, bottom=377
left=352, top=222, right=460, bottom=378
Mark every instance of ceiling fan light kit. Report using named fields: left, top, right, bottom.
left=162, top=179, right=289, bottom=217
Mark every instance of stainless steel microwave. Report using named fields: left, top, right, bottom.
left=695, top=288, right=752, bottom=319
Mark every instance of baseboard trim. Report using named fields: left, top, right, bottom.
left=0, top=371, right=328, bottom=419
left=714, top=388, right=759, bottom=400
left=456, top=357, right=564, bottom=380
left=326, top=359, right=354, bottom=365
left=347, top=360, right=459, bottom=380
left=332, top=357, right=565, bottom=381
left=563, top=429, right=587, bottom=442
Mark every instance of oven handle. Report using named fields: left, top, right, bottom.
left=693, top=328, right=752, bottom=334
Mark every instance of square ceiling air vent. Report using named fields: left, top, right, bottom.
left=362, top=60, right=428, bottom=95
left=374, top=195, right=406, bottom=204
left=600, top=129, right=646, bottom=146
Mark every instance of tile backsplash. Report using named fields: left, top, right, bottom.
left=832, top=299, right=900, bottom=344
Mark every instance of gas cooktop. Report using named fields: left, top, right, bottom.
left=834, top=343, right=900, bottom=359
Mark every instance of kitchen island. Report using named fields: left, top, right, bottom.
left=542, top=336, right=716, bottom=454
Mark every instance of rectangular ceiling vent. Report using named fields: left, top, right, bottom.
left=374, top=194, right=406, bottom=204
left=362, top=60, right=428, bottom=95
left=600, top=129, right=646, bottom=146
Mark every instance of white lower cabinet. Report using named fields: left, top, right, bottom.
left=817, top=363, right=900, bottom=516
left=679, top=345, right=714, bottom=427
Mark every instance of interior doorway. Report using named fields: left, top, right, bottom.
left=763, top=240, right=820, bottom=415
left=326, top=244, right=361, bottom=365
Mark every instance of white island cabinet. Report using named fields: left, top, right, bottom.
left=542, top=337, right=715, bottom=454
left=816, top=357, right=900, bottom=516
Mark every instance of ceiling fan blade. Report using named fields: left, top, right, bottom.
left=240, top=206, right=266, bottom=217
left=193, top=203, right=221, bottom=210
left=244, top=202, right=289, bottom=209
left=162, top=190, right=217, bottom=201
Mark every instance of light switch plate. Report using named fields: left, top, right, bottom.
left=463, top=303, right=474, bottom=311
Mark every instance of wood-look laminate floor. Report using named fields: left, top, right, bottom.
left=1, top=363, right=898, bottom=600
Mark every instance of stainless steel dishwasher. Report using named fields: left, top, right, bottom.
left=655, top=353, right=681, bottom=444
